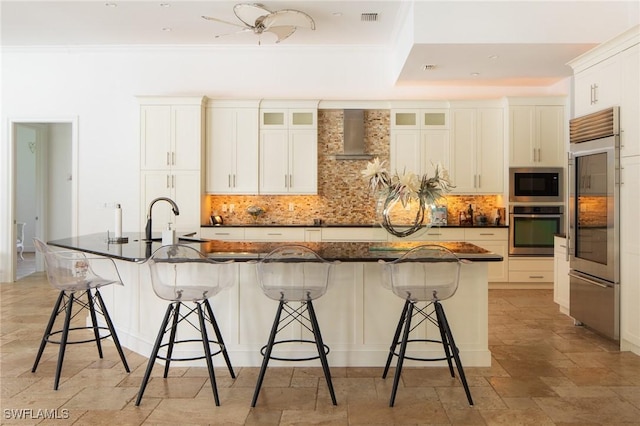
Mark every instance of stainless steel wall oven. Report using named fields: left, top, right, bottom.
left=509, top=205, right=564, bottom=256
left=568, top=106, right=620, bottom=341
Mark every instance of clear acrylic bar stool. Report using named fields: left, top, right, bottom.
left=378, top=244, right=473, bottom=407
left=251, top=245, right=339, bottom=407
left=135, top=244, right=236, bottom=406
left=32, top=238, right=130, bottom=390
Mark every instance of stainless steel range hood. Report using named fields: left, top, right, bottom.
left=335, top=109, right=375, bottom=160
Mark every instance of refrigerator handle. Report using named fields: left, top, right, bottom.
left=568, top=271, right=612, bottom=288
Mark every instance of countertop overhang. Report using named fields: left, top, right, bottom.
left=47, top=233, right=504, bottom=263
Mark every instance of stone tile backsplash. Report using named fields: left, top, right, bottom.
left=205, top=109, right=505, bottom=226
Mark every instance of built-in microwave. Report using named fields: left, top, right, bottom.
left=509, top=167, right=563, bottom=203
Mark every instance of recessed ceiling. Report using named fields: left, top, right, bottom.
left=1, top=1, right=637, bottom=87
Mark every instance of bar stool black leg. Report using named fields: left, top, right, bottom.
left=382, top=299, right=410, bottom=379
left=251, top=300, right=285, bottom=407
left=306, top=300, right=337, bottom=405
left=434, top=302, right=455, bottom=377
left=136, top=303, right=174, bottom=406
left=204, top=299, right=235, bottom=379
left=32, top=291, right=65, bottom=373
left=94, top=289, right=130, bottom=372
left=163, top=302, right=181, bottom=378
left=54, top=292, right=75, bottom=390
left=197, top=302, right=220, bottom=406
left=389, top=301, right=413, bottom=407
left=434, top=302, right=473, bottom=406
left=86, top=289, right=104, bottom=359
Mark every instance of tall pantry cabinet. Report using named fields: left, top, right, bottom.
left=139, top=96, right=205, bottom=234
left=568, top=25, right=640, bottom=355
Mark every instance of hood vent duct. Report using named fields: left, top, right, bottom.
left=335, top=109, right=375, bottom=160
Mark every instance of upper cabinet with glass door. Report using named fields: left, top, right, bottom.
left=390, top=107, right=451, bottom=178
left=259, top=101, right=319, bottom=194
left=391, top=109, right=449, bottom=130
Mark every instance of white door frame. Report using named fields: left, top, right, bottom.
left=3, top=117, right=79, bottom=282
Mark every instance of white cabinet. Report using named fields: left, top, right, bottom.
left=138, top=97, right=204, bottom=233
left=573, top=56, right=621, bottom=117
left=140, top=101, right=203, bottom=171
left=569, top=25, right=639, bottom=122
left=206, top=101, right=259, bottom=194
left=388, top=227, right=465, bottom=242
left=620, top=44, right=640, bottom=158
left=509, top=104, right=565, bottom=167
left=466, top=228, right=509, bottom=283
left=200, top=227, right=245, bottom=241
left=141, top=170, right=202, bottom=233
left=554, top=236, right=570, bottom=314
left=450, top=107, right=504, bottom=193
left=244, top=227, right=306, bottom=242
left=620, top=156, right=640, bottom=352
left=508, top=258, right=554, bottom=284
left=390, top=108, right=450, bottom=176
left=321, top=227, right=388, bottom=242
left=259, top=105, right=318, bottom=194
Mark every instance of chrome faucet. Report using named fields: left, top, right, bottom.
left=145, top=197, right=180, bottom=241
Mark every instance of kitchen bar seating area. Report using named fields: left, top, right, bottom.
left=4, top=273, right=640, bottom=424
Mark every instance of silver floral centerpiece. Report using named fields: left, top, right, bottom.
left=361, top=158, right=453, bottom=237
left=247, top=205, right=265, bottom=223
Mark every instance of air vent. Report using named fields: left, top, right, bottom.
left=361, top=13, right=378, bottom=22
left=570, top=107, right=619, bottom=144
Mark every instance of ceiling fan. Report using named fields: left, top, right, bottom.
left=202, top=3, right=316, bottom=44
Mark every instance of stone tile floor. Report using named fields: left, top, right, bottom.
left=2, top=273, right=640, bottom=425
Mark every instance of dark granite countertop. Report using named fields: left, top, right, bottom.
left=47, top=233, right=504, bottom=263
left=202, top=223, right=509, bottom=229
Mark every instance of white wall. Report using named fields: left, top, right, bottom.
left=0, top=45, right=573, bottom=281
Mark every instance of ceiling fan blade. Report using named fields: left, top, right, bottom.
left=265, top=25, right=297, bottom=43
left=214, top=28, right=253, bottom=40
left=233, top=3, right=272, bottom=28
left=262, top=9, right=316, bottom=31
left=201, top=15, right=246, bottom=29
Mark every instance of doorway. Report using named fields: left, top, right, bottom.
left=10, top=119, right=78, bottom=281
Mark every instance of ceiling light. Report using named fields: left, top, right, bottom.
left=332, top=12, right=343, bottom=17
left=105, top=2, right=117, bottom=7
left=423, top=64, right=437, bottom=71
left=162, top=27, right=172, bottom=32
left=159, top=3, right=171, bottom=7
left=471, top=72, right=480, bottom=77
left=488, top=55, right=499, bottom=60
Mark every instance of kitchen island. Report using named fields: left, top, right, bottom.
left=48, top=233, right=502, bottom=367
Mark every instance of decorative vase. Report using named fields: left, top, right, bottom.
left=378, top=193, right=432, bottom=238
